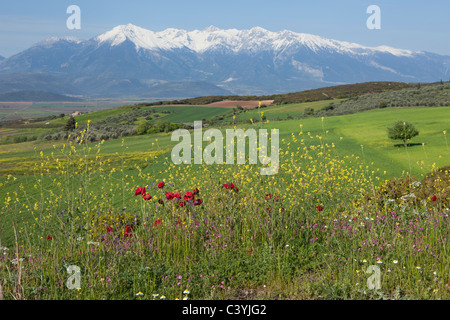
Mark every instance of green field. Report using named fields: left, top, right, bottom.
left=290, top=106, right=450, bottom=178
left=2, top=104, right=448, bottom=178
left=44, top=105, right=231, bottom=125
left=150, top=106, right=232, bottom=123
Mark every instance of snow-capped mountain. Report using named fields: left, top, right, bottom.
left=95, top=24, right=416, bottom=56
left=0, top=24, right=449, bottom=98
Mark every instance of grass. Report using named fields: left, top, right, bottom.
left=47, top=105, right=231, bottom=126
left=1, top=105, right=450, bottom=300
left=226, top=100, right=342, bottom=122
left=149, top=81, right=412, bottom=106
left=151, top=106, right=232, bottom=123
left=327, top=106, right=450, bottom=177
left=2, top=105, right=450, bottom=177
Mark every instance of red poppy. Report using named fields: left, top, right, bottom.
left=316, top=206, right=324, bottom=211
left=143, top=193, right=152, bottom=200
left=153, top=219, right=162, bottom=227
left=158, top=199, right=164, bottom=205
left=124, top=225, right=133, bottom=237
left=174, top=192, right=181, bottom=199
left=194, top=199, right=202, bottom=206
left=135, top=187, right=146, bottom=196
left=107, top=226, right=113, bottom=233
left=431, top=195, right=437, bottom=201
left=166, top=192, right=174, bottom=200
left=47, top=236, right=53, bottom=240
left=352, top=217, right=357, bottom=221
left=223, top=183, right=238, bottom=192
left=193, top=188, right=199, bottom=195
left=223, top=183, right=235, bottom=189
left=265, top=193, right=272, bottom=201
left=184, top=191, right=194, bottom=201
left=179, top=201, right=186, bottom=207
left=157, top=181, right=165, bottom=189
left=248, top=250, right=252, bottom=253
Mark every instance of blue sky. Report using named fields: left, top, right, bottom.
left=1, top=0, right=449, bottom=58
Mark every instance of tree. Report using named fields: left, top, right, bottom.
left=64, top=116, right=76, bottom=131
left=387, top=121, right=419, bottom=147
left=136, top=119, right=151, bottom=135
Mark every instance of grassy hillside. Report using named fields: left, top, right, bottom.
left=318, top=82, right=450, bottom=116
left=0, top=105, right=234, bottom=145
left=2, top=105, right=449, bottom=178
left=149, top=106, right=232, bottom=123
left=224, top=100, right=345, bottom=122
left=140, top=81, right=414, bottom=106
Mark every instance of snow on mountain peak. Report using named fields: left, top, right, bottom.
left=372, top=45, right=416, bottom=57
left=92, top=24, right=418, bottom=57
left=95, top=24, right=183, bottom=50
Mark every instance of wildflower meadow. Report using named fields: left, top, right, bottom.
left=1, top=114, right=450, bottom=301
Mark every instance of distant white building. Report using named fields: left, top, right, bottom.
left=71, top=111, right=82, bottom=117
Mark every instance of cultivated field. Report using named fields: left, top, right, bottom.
left=0, top=100, right=148, bottom=123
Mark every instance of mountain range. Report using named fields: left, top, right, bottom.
left=0, top=24, right=449, bottom=98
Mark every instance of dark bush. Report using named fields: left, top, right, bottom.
left=304, top=107, right=315, bottom=116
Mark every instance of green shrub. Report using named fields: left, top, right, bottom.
left=136, top=119, right=151, bottom=135
left=304, top=107, right=315, bottom=116
left=64, top=116, right=76, bottom=131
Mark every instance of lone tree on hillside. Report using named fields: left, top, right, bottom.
left=64, top=116, right=76, bottom=131
left=387, top=120, right=419, bottom=147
